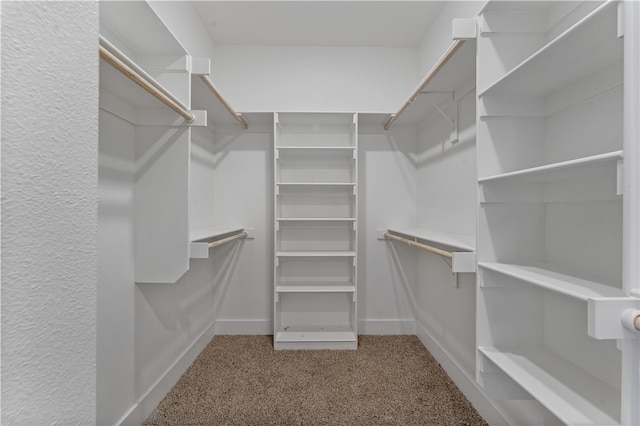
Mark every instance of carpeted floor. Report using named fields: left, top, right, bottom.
left=144, top=335, right=487, bottom=425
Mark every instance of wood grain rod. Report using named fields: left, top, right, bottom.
left=208, top=231, right=248, bottom=248
left=200, top=75, right=249, bottom=129
left=99, top=45, right=194, bottom=122
left=384, top=232, right=453, bottom=259
left=384, top=39, right=466, bottom=131
left=635, top=315, right=640, bottom=332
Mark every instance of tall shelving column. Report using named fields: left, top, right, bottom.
left=274, top=113, right=358, bottom=350
left=475, top=1, right=637, bottom=425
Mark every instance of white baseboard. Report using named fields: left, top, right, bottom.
left=415, top=320, right=512, bottom=426
left=214, top=319, right=272, bottom=335
left=358, top=319, right=416, bottom=335
left=118, top=320, right=217, bottom=426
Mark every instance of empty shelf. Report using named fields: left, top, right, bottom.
left=276, top=285, right=356, bottom=293
left=478, top=151, right=623, bottom=184
left=190, top=227, right=244, bottom=243
left=276, top=146, right=356, bottom=150
left=479, top=346, right=620, bottom=426
left=479, top=262, right=623, bottom=300
left=277, top=217, right=356, bottom=222
left=275, top=330, right=356, bottom=343
left=276, top=251, right=356, bottom=257
left=277, top=182, right=356, bottom=187
left=480, top=1, right=621, bottom=98
left=387, top=228, right=475, bottom=252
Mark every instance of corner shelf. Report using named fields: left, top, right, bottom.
left=478, top=346, right=620, bottom=426
left=479, top=1, right=621, bottom=98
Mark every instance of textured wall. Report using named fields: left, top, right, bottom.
left=1, top=2, right=99, bottom=424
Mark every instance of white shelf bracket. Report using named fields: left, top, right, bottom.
left=376, top=229, right=387, bottom=240
left=588, top=297, right=640, bottom=339
left=617, top=1, right=625, bottom=38
left=191, top=57, right=211, bottom=76
left=352, top=293, right=357, bottom=303
left=275, top=258, right=280, bottom=268
left=275, top=293, right=279, bottom=303
left=617, top=158, right=624, bottom=195
left=452, top=18, right=477, bottom=40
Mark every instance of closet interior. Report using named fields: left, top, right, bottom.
left=96, top=1, right=640, bottom=425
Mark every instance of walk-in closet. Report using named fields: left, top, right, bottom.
left=2, top=1, right=639, bottom=425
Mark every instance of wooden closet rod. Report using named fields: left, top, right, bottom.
left=384, top=232, right=453, bottom=259
left=384, top=39, right=466, bottom=131
left=99, top=45, right=194, bottom=122
left=208, top=231, right=248, bottom=248
left=200, top=75, right=249, bottom=130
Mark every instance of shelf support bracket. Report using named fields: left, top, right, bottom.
left=588, top=297, right=640, bottom=339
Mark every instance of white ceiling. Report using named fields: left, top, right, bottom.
left=191, top=1, right=445, bottom=47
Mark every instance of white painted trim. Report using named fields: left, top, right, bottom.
left=415, top=320, right=513, bottom=426
left=117, top=320, right=217, bottom=426
left=214, top=319, right=273, bottom=335
left=358, top=319, right=416, bottom=335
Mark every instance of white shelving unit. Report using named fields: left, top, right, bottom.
left=476, top=1, right=636, bottom=424
left=99, top=1, right=205, bottom=284
left=274, top=112, right=358, bottom=350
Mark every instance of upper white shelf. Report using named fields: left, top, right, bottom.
left=190, top=227, right=245, bottom=243
left=100, top=2, right=185, bottom=57
left=388, top=40, right=476, bottom=128
left=479, top=1, right=621, bottom=98
left=479, top=346, right=620, bottom=426
left=386, top=228, right=475, bottom=252
left=479, top=262, right=624, bottom=300
left=478, top=151, right=623, bottom=184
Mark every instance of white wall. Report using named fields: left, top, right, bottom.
left=1, top=2, right=99, bottom=424
left=359, top=126, right=417, bottom=333
left=210, top=45, right=417, bottom=113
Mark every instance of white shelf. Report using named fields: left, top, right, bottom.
left=190, top=227, right=244, bottom=243
left=275, top=329, right=356, bottom=343
left=276, top=146, right=356, bottom=150
left=277, top=217, right=355, bottom=222
left=393, top=39, right=476, bottom=126
left=478, top=151, right=623, bottom=184
left=386, top=228, right=475, bottom=252
left=479, top=262, right=624, bottom=300
left=478, top=346, right=620, bottom=426
left=276, top=285, right=356, bottom=293
left=276, top=251, right=356, bottom=257
left=479, top=1, right=621, bottom=98
left=277, top=182, right=356, bottom=187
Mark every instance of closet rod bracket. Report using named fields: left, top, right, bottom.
left=588, top=297, right=640, bottom=339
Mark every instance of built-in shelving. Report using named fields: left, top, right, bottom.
left=476, top=1, right=631, bottom=423
left=274, top=112, right=358, bottom=350
left=479, top=1, right=621, bottom=98
left=478, top=346, right=620, bottom=426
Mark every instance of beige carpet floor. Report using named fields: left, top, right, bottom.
left=144, top=335, right=487, bottom=426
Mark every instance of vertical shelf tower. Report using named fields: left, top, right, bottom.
left=476, top=1, right=638, bottom=425
left=274, top=113, right=358, bottom=350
